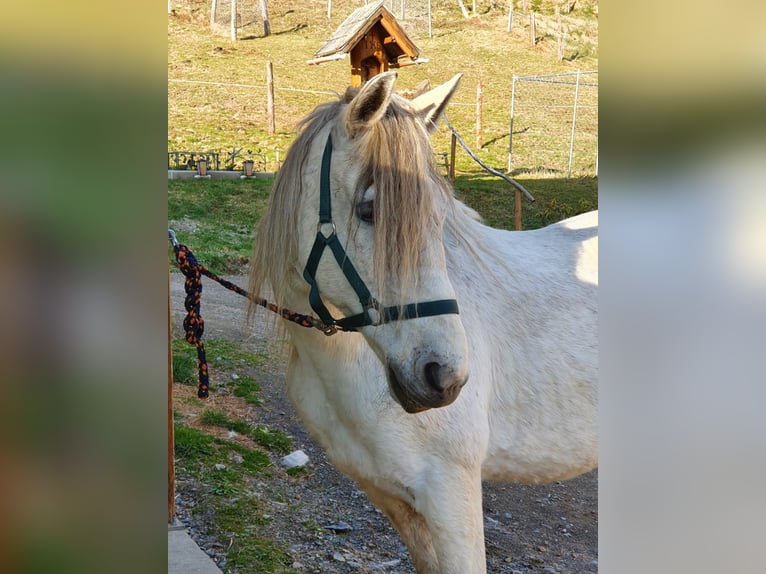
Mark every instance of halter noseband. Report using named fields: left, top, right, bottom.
left=302, top=134, right=459, bottom=335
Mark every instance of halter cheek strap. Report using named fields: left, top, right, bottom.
left=302, top=134, right=459, bottom=335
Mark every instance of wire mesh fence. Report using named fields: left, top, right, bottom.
left=507, top=70, right=597, bottom=177
left=211, top=0, right=264, bottom=33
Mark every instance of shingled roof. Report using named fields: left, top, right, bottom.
left=307, top=1, right=421, bottom=65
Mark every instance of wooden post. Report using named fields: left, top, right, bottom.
left=556, top=4, right=563, bottom=61
left=210, top=0, right=217, bottom=26
left=167, top=268, right=175, bottom=523
left=230, top=0, right=237, bottom=41
left=428, top=0, right=432, bottom=37
left=457, top=0, right=469, bottom=18
left=514, top=188, right=522, bottom=230
left=558, top=27, right=567, bottom=62
left=449, top=133, right=457, bottom=182
left=475, top=80, right=483, bottom=149
left=507, top=75, right=516, bottom=173
left=507, top=2, right=513, bottom=32
left=327, top=0, right=332, bottom=18
left=259, top=0, right=271, bottom=36
left=529, top=11, right=536, bottom=46
left=266, top=61, right=276, bottom=135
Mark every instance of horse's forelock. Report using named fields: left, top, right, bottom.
left=356, top=97, right=450, bottom=301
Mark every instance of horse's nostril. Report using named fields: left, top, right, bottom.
left=424, top=361, right=444, bottom=391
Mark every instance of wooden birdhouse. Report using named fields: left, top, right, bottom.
left=307, top=1, right=425, bottom=87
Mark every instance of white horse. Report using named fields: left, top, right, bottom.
left=249, top=72, right=597, bottom=573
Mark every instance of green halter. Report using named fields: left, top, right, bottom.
left=302, top=134, right=459, bottom=335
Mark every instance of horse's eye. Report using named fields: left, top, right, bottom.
left=356, top=200, right=375, bottom=224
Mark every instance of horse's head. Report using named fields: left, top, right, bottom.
left=252, top=72, right=469, bottom=413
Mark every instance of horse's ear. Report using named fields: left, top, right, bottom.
left=411, top=73, right=462, bottom=134
left=344, top=72, right=398, bottom=137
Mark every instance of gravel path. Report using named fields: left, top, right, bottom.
left=171, top=274, right=597, bottom=574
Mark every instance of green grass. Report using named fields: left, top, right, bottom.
left=200, top=408, right=294, bottom=455
left=168, top=178, right=272, bottom=273
left=230, top=375, right=263, bottom=405
left=174, top=424, right=216, bottom=461
left=454, top=174, right=598, bottom=230
left=249, top=425, right=293, bottom=455
left=201, top=409, right=252, bottom=434
left=171, top=338, right=198, bottom=386
left=174, top=419, right=296, bottom=573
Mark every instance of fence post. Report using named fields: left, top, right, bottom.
left=507, top=75, right=516, bottom=173
left=567, top=69, right=581, bottom=178
left=167, top=268, right=175, bottom=523
left=507, top=2, right=513, bottom=32
left=210, top=0, right=217, bottom=26
left=449, top=133, right=457, bottom=182
left=327, top=0, right=331, bottom=18
left=529, top=11, right=536, bottom=46
left=515, top=188, right=522, bottom=230
left=428, top=0, right=432, bottom=37
left=475, top=80, right=483, bottom=149
left=266, top=61, right=276, bottom=135
left=230, top=0, right=237, bottom=40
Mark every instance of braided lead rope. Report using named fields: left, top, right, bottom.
left=168, top=231, right=328, bottom=398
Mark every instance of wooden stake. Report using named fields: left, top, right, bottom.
left=167, top=267, right=175, bottom=523
left=259, top=0, right=271, bottom=36
left=230, top=0, right=237, bottom=41
left=457, top=0, right=469, bottom=18
left=449, top=133, right=457, bottom=182
left=266, top=61, right=276, bottom=135
left=529, top=11, right=536, bottom=46
left=210, top=0, right=217, bottom=27
left=515, top=188, right=522, bottom=230
left=475, top=80, right=483, bottom=149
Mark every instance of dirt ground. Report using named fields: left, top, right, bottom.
left=171, top=274, right=597, bottom=574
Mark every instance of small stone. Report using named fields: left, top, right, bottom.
left=504, top=512, right=512, bottom=519
left=227, top=431, right=239, bottom=439
left=537, top=545, right=547, bottom=552
left=280, top=450, right=309, bottom=468
left=512, top=570, right=523, bottom=574
left=214, top=463, right=226, bottom=470
left=231, top=373, right=239, bottom=380
left=332, top=552, right=346, bottom=562
left=324, top=522, right=353, bottom=533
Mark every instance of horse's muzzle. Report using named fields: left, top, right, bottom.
left=387, top=362, right=468, bottom=413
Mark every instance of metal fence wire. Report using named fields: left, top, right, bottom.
left=507, top=70, right=598, bottom=178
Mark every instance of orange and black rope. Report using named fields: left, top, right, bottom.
left=169, top=231, right=324, bottom=398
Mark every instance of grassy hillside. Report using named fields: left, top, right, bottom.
left=168, top=0, right=598, bottom=272
left=169, top=0, right=597, bottom=172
